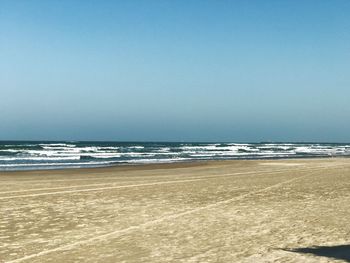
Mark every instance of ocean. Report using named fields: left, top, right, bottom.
left=0, top=141, right=349, bottom=171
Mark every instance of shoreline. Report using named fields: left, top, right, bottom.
left=0, top=155, right=348, bottom=175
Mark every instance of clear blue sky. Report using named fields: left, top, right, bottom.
left=1, top=0, right=349, bottom=142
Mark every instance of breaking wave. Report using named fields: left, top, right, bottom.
left=0, top=141, right=349, bottom=171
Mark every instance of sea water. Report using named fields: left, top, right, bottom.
left=0, top=141, right=349, bottom=171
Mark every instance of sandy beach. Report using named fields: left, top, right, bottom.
left=1, top=158, right=350, bottom=262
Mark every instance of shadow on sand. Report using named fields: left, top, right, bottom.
left=284, top=245, right=350, bottom=262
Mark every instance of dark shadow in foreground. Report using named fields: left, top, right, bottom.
left=284, top=245, right=350, bottom=262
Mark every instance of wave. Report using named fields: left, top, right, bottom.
left=39, top=143, right=76, bottom=147
left=126, top=157, right=192, bottom=164
left=1, top=142, right=350, bottom=171
left=0, top=156, right=81, bottom=161
left=80, top=153, right=121, bottom=159
left=128, top=146, right=144, bottom=149
left=0, top=160, right=118, bottom=168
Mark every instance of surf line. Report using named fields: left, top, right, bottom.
left=6, top=170, right=322, bottom=263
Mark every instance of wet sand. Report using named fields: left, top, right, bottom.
left=1, top=158, right=350, bottom=262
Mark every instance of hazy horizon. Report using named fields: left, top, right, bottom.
left=1, top=1, right=349, bottom=142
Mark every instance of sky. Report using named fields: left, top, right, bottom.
left=0, top=0, right=349, bottom=142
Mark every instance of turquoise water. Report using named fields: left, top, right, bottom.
left=0, top=141, right=349, bottom=171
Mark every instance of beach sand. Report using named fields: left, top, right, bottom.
left=1, top=158, right=350, bottom=262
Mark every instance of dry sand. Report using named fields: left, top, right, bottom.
left=1, top=158, right=350, bottom=262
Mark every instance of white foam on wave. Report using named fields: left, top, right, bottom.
left=157, top=147, right=171, bottom=152
left=39, top=143, right=76, bottom=147
left=128, top=146, right=144, bottom=149
left=41, top=146, right=77, bottom=150
left=97, top=146, right=119, bottom=150
left=0, top=156, right=81, bottom=161
left=126, top=157, right=192, bottom=164
left=0, top=160, right=117, bottom=168
left=180, top=144, right=261, bottom=153
left=81, top=153, right=121, bottom=158
left=258, top=145, right=293, bottom=150
left=3, top=144, right=39, bottom=147
left=180, top=145, right=218, bottom=150
left=26, top=149, right=81, bottom=156
left=0, top=149, right=21, bottom=153
left=227, top=143, right=251, bottom=146
left=293, top=146, right=339, bottom=154
left=189, top=151, right=293, bottom=157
